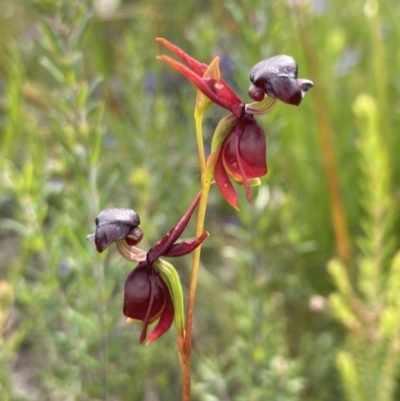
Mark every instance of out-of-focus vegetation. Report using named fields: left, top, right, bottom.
left=1, top=0, right=399, bottom=400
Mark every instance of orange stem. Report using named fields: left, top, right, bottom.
left=294, top=6, right=352, bottom=263
left=178, top=108, right=213, bottom=401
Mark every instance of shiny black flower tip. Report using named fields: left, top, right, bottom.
left=87, top=208, right=143, bottom=253
left=249, top=55, right=313, bottom=105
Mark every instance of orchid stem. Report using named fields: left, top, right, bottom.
left=179, top=107, right=212, bottom=401
left=194, top=108, right=206, bottom=174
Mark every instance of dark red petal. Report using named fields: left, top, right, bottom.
left=234, top=123, right=252, bottom=203
left=223, top=115, right=267, bottom=181
left=222, top=122, right=250, bottom=202
left=156, top=37, right=207, bottom=76
left=214, top=150, right=239, bottom=210
left=146, top=193, right=201, bottom=265
left=139, top=272, right=156, bottom=343
left=162, top=231, right=209, bottom=257
left=123, top=264, right=166, bottom=341
left=237, top=115, right=267, bottom=179
left=157, top=55, right=244, bottom=119
left=146, top=289, right=175, bottom=344
left=221, top=122, right=243, bottom=184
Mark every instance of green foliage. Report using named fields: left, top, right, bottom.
left=328, top=92, right=399, bottom=401
left=1, top=0, right=400, bottom=400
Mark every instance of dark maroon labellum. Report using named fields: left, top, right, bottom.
left=249, top=55, right=306, bottom=106
left=91, top=208, right=143, bottom=253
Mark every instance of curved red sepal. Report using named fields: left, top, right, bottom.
left=158, top=55, right=244, bottom=118
left=162, top=231, right=209, bottom=257
left=147, top=192, right=201, bottom=265
left=213, top=150, right=239, bottom=210
left=156, top=37, right=207, bottom=76
left=146, top=289, right=174, bottom=344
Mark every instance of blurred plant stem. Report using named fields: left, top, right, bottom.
left=365, top=0, right=390, bottom=152
left=292, top=4, right=351, bottom=263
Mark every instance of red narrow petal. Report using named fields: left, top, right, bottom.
left=157, top=55, right=218, bottom=101
left=146, top=192, right=201, bottom=265
left=234, top=123, right=252, bottom=203
left=221, top=122, right=244, bottom=184
left=214, top=151, right=239, bottom=210
left=162, top=231, right=209, bottom=257
left=139, top=272, right=156, bottom=343
left=157, top=38, right=243, bottom=116
left=157, top=56, right=244, bottom=119
left=156, top=37, right=207, bottom=76
left=146, top=289, right=174, bottom=345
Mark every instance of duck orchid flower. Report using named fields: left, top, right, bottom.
left=87, top=193, right=208, bottom=343
left=213, top=113, right=267, bottom=209
left=157, top=39, right=313, bottom=208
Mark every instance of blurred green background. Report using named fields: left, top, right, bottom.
left=1, top=0, right=400, bottom=400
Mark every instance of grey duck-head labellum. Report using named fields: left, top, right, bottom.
left=87, top=208, right=143, bottom=253
left=249, top=55, right=313, bottom=106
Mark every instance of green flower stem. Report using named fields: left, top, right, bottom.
left=179, top=107, right=215, bottom=401
left=194, top=108, right=206, bottom=174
